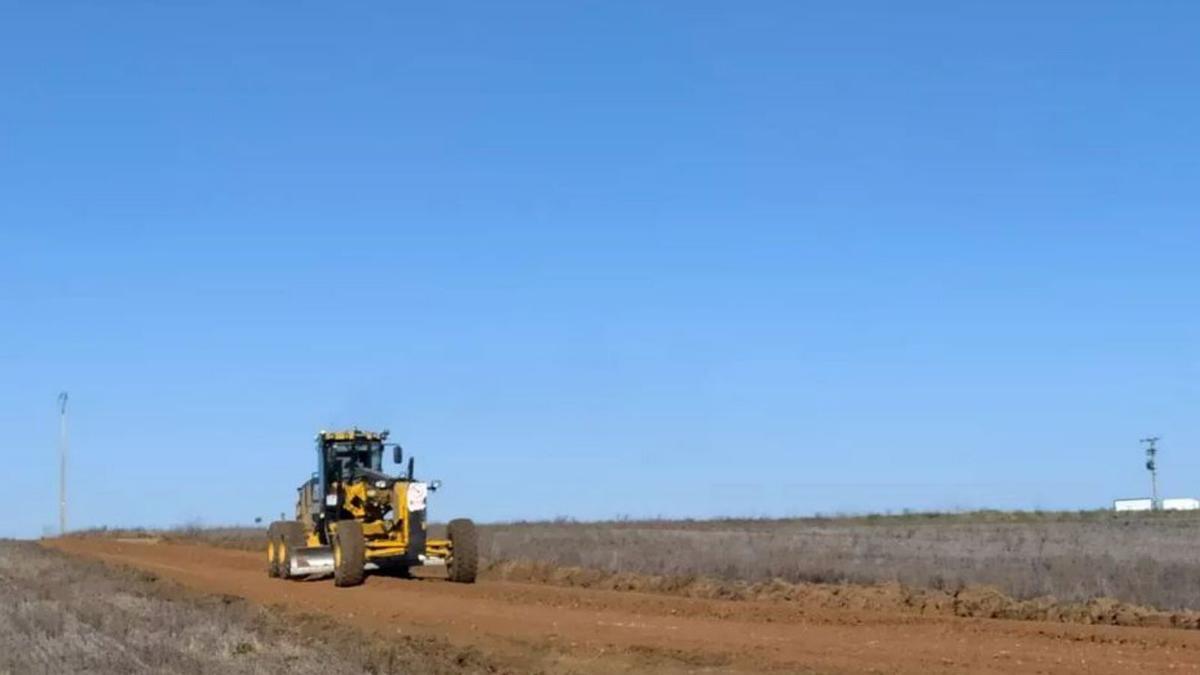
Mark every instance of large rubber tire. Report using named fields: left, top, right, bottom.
left=447, top=518, right=478, bottom=583
left=277, top=521, right=307, bottom=579
left=266, top=522, right=282, bottom=578
left=333, top=520, right=366, bottom=587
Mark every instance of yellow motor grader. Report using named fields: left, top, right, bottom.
left=266, top=429, right=477, bottom=586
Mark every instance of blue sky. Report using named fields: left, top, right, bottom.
left=2, top=2, right=1198, bottom=537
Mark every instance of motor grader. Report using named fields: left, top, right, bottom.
left=266, top=429, right=477, bottom=586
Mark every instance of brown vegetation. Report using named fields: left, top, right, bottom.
left=479, top=510, right=1200, bottom=612
left=0, top=540, right=494, bottom=674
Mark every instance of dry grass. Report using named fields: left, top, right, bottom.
left=478, top=511, right=1200, bottom=611
left=0, top=540, right=495, bottom=675
left=84, top=509, right=1200, bottom=612
left=70, top=525, right=265, bottom=552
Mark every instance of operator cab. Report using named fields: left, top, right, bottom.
left=318, top=429, right=394, bottom=486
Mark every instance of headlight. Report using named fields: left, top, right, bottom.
left=375, top=480, right=387, bottom=488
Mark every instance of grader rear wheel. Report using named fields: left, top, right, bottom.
left=277, top=521, right=306, bottom=579
left=333, top=520, right=365, bottom=587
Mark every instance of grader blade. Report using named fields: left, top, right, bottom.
left=288, top=546, right=334, bottom=577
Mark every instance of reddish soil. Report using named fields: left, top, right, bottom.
left=47, top=538, right=1200, bottom=674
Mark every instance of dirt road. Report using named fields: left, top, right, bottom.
left=48, top=539, right=1200, bottom=674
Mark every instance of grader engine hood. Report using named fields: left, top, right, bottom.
left=340, top=477, right=393, bottom=519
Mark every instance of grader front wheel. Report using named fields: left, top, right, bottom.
left=447, top=518, right=478, bottom=583
left=333, top=520, right=366, bottom=587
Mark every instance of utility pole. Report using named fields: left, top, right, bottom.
left=58, top=392, right=68, bottom=535
left=1141, top=436, right=1160, bottom=510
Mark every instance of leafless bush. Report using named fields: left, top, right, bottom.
left=0, top=541, right=492, bottom=674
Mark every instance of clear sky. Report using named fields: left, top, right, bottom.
left=2, top=2, right=1198, bottom=538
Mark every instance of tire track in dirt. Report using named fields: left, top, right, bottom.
left=46, top=539, right=1200, bottom=674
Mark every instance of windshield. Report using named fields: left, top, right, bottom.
left=330, top=441, right=382, bottom=476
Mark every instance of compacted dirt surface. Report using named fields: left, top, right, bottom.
left=47, top=539, right=1200, bottom=674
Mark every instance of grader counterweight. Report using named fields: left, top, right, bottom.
left=266, top=429, right=477, bottom=586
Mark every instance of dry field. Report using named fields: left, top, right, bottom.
left=100, top=510, right=1200, bottom=611
left=45, top=536, right=1200, bottom=674
left=0, top=540, right=492, bottom=675
left=479, top=511, right=1200, bottom=610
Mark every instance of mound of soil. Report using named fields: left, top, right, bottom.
left=483, top=559, right=1200, bottom=630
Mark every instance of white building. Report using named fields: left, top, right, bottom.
left=1163, top=497, right=1200, bottom=511
left=1112, top=497, right=1200, bottom=512
left=1113, top=498, right=1154, bottom=512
